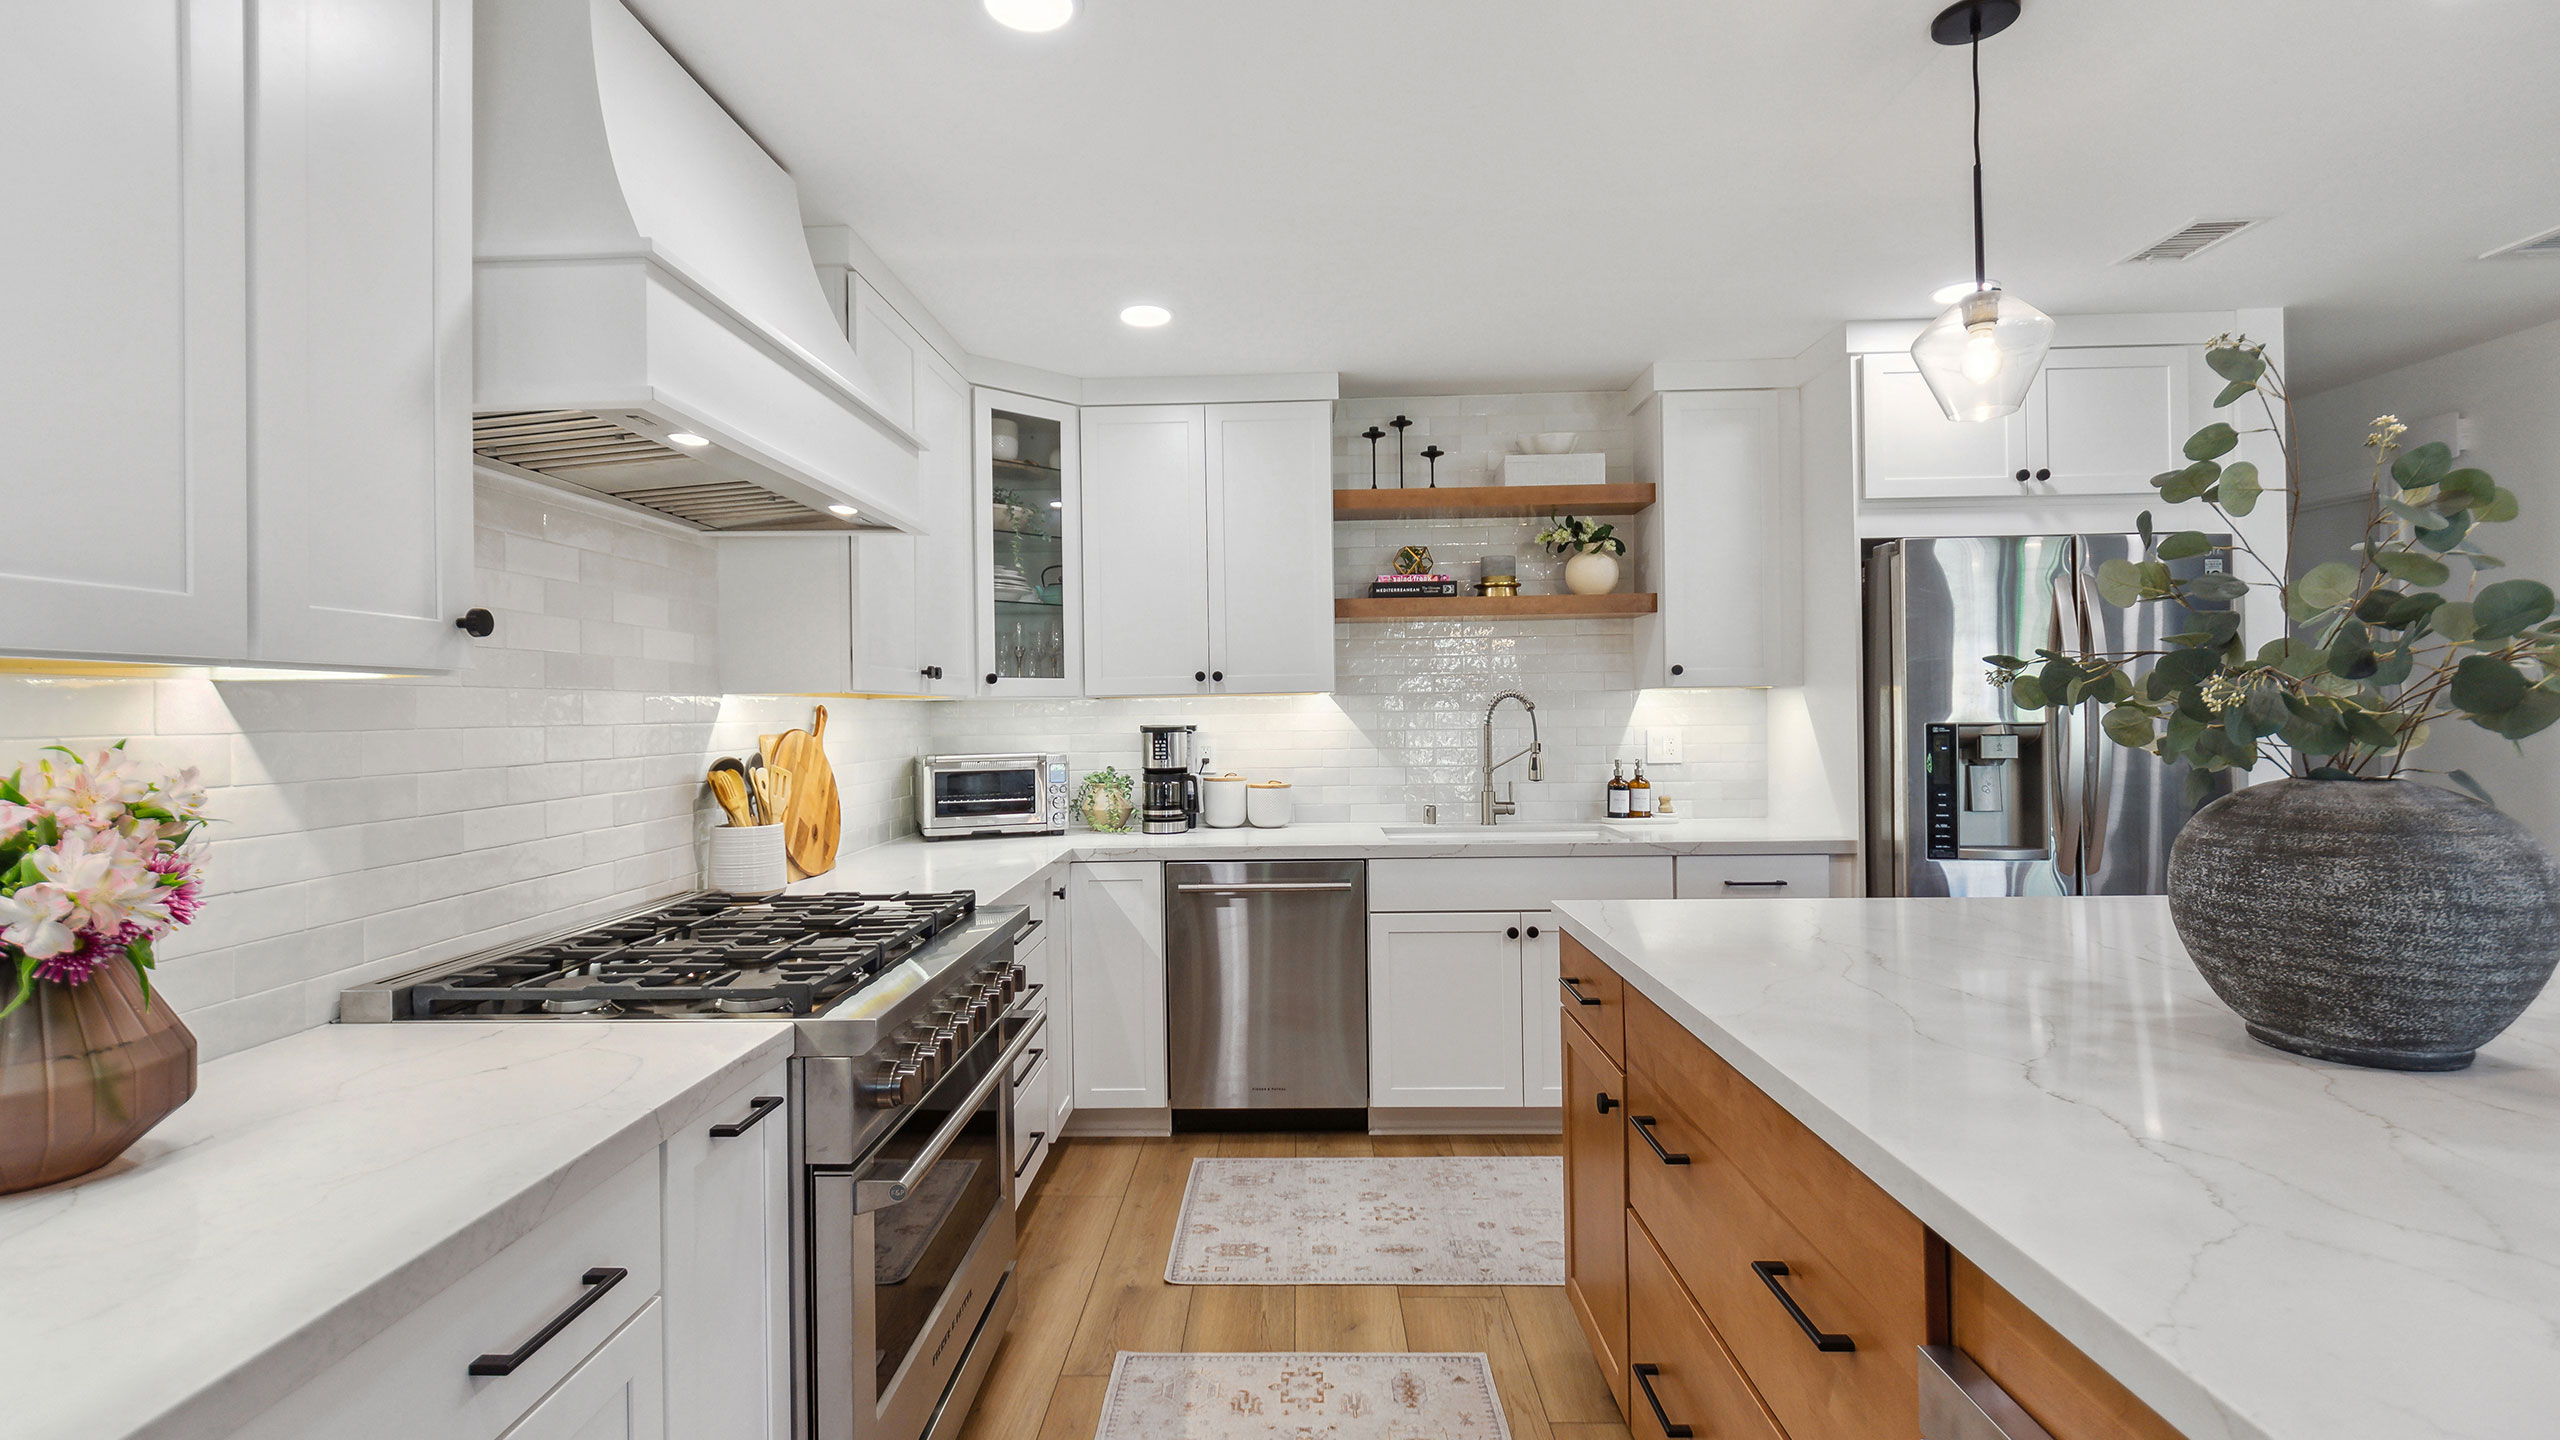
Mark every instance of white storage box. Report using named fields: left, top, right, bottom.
left=1502, top=452, right=1606, bottom=485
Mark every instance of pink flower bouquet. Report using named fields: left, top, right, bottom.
left=0, top=743, right=210, bottom=1014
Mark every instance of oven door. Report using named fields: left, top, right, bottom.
left=808, top=1011, right=1038, bottom=1440
left=923, top=760, right=1045, bottom=835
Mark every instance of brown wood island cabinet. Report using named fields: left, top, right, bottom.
left=1555, top=932, right=2185, bottom=1440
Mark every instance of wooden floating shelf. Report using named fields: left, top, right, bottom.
left=1334, top=593, right=1659, bottom=621
left=1331, top=483, right=1655, bottom=522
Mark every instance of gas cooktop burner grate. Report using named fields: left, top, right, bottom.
left=404, top=890, right=977, bottom=1018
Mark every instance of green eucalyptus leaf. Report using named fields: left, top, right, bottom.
left=2384, top=498, right=2452, bottom=531
left=2218, top=460, right=2263, bottom=516
left=2328, top=619, right=2378, bottom=680
left=2206, top=346, right=2267, bottom=384
left=2139, top=559, right=2175, bottom=593
left=2475, top=687, right=2560, bottom=741
left=2476, top=486, right=2520, bottom=524
left=2435, top=468, right=2497, bottom=511
left=2102, top=705, right=2156, bottom=749
left=2375, top=550, right=2453, bottom=586
left=2468, top=552, right=2507, bottom=570
left=2136, top=511, right=2156, bottom=550
left=2295, top=562, right=2361, bottom=614
left=2417, top=508, right=2475, bottom=554
left=2212, top=378, right=2256, bottom=408
left=2259, top=637, right=2325, bottom=679
left=2184, top=423, right=2241, bottom=461
left=2369, top=642, right=2415, bottom=688
left=2475, top=580, right=2556, bottom=640
left=2392, top=441, right=2454, bottom=490
left=2243, top=687, right=2291, bottom=733
left=2445, top=769, right=2496, bottom=807
left=2434, top=600, right=2480, bottom=643
left=2382, top=591, right=2447, bottom=631
left=2451, top=655, right=2528, bottom=715
left=1985, top=653, right=2028, bottom=669
left=2009, top=674, right=2049, bottom=710
left=2170, top=612, right=2244, bottom=648
left=2157, top=531, right=2214, bottom=561
left=2185, top=571, right=2250, bottom=602
left=2281, top=714, right=2352, bottom=757
left=2095, top=558, right=2145, bottom=607
left=2340, top=705, right=2402, bottom=748
left=2183, top=766, right=2219, bottom=811
left=2161, top=460, right=2222, bottom=503
left=2356, top=588, right=2405, bottom=623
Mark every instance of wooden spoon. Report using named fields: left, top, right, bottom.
left=707, top=758, right=755, bottom=826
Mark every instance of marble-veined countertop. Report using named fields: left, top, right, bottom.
left=1553, top=895, right=2560, bottom=1440
left=0, top=1020, right=791, bottom=1440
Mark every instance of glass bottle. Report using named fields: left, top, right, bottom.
left=1607, top=762, right=1630, bottom=818
left=1628, top=762, right=1653, bottom=819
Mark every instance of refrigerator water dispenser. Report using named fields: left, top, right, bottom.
left=1924, top=722, right=2049, bottom=861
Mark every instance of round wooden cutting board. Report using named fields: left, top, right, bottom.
left=762, top=705, right=840, bottom=880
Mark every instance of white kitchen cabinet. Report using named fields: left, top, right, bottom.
left=1633, top=388, right=1800, bottom=688
left=1080, top=401, right=1333, bottom=697
left=1673, top=853, right=1836, bottom=898
left=248, top=0, right=473, bottom=670
left=663, top=1065, right=789, bottom=1440
left=503, top=1303, right=666, bottom=1440
left=979, top=389, right=1083, bottom=695
left=1067, top=862, right=1166, bottom=1109
left=1857, top=344, right=2202, bottom=501
left=714, top=535, right=934, bottom=697
left=1080, top=405, right=1213, bottom=696
left=1518, top=910, right=1563, bottom=1107
left=2, top=2, right=249, bottom=660
left=1369, top=911, right=1528, bottom=1107
left=913, top=355, right=977, bottom=695
left=847, top=275, right=919, bottom=435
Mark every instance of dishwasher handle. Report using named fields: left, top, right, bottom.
left=1174, top=881, right=1359, bottom=893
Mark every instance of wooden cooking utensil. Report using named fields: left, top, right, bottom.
left=762, top=706, right=841, bottom=880
left=705, top=761, right=754, bottom=827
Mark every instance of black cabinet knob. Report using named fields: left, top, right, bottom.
left=2015, top=468, right=2031, bottom=482
left=2035, top=468, right=2051, bottom=481
left=1506, top=926, right=1521, bottom=940
left=1053, top=887, right=1065, bottom=900
left=1526, top=925, right=1541, bottom=939
left=1211, top=670, right=1223, bottom=682
left=1195, top=671, right=1207, bottom=682
left=1670, top=664, right=1685, bottom=677
left=1597, top=1091, right=1619, bottom=1114
left=454, top=608, right=495, bottom=638
left=985, top=673, right=999, bottom=685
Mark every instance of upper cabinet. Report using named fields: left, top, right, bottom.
left=1632, top=388, right=1800, bottom=688
left=911, top=354, right=977, bottom=697
left=1081, top=401, right=1332, bottom=698
left=0, top=0, right=471, bottom=669
left=1858, top=344, right=2203, bottom=501
left=978, top=390, right=1083, bottom=696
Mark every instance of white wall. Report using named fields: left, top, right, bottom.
left=2297, top=315, right=2560, bottom=847
left=0, top=474, right=925, bottom=1059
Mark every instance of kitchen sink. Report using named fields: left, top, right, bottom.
left=1378, top=824, right=1617, bottom=844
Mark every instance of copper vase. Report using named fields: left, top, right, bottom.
left=0, top=962, right=197, bottom=1194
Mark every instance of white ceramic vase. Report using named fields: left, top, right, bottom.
left=1563, top=550, right=1620, bottom=595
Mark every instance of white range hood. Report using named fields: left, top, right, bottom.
left=473, top=0, right=922, bottom=532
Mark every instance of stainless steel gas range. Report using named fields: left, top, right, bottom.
left=342, top=889, right=1038, bottom=1440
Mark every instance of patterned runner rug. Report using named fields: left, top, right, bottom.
left=1164, top=1156, right=1564, bottom=1285
left=1096, top=1353, right=1511, bottom=1440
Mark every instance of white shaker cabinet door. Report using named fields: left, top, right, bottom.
left=1855, top=350, right=2033, bottom=500
left=663, top=1065, right=789, bottom=1440
left=501, top=1302, right=667, bottom=1440
left=1068, top=862, right=1167, bottom=1108
left=249, top=0, right=473, bottom=669
left=2029, top=345, right=2197, bottom=496
left=1, top=1, right=249, bottom=660
left=913, top=357, right=977, bottom=696
left=1517, top=910, right=1563, bottom=1108
left=1205, top=401, right=1334, bottom=695
left=1080, top=405, right=1212, bottom=696
left=1644, top=387, right=1798, bottom=687
left=850, top=529, right=927, bottom=695
left=1368, top=911, right=1525, bottom=1108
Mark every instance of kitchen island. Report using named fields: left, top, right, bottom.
left=1551, top=895, right=2560, bottom=1440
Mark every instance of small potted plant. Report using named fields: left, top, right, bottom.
left=1535, top=515, right=1627, bottom=595
left=0, top=743, right=211, bottom=1192
left=1074, top=766, right=1136, bottom=834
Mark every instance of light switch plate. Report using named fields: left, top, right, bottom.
left=1645, top=729, right=1682, bottom=765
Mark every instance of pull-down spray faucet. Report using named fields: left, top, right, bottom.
left=1479, top=691, right=1542, bottom=825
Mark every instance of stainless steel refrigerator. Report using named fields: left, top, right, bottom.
left=1864, top=535, right=2233, bottom=898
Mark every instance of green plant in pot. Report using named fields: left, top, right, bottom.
left=1984, top=336, right=2560, bottom=1071
left=1535, top=515, right=1627, bottom=596
left=1074, top=766, right=1136, bottom=834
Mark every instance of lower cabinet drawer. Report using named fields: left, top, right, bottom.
left=1673, top=853, right=1835, bottom=899
left=1626, top=1213, right=1787, bottom=1440
left=1948, top=1253, right=2187, bottom=1440
left=228, top=1146, right=664, bottom=1440
left=1562, top=1012, right=1628, bottom=1415
left=1557, top=932, right=1628, bottom=1067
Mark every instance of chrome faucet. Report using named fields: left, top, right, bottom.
left=1479, top=690, right=1543, bottom=825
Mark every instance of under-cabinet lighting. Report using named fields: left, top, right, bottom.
left=666, top=432, right=709, bottom=448
left=984, top=0, right=1075, bottom=33
left=828, top=504, right=858, bottom=517
left=1119, top=304, right=1172, bottom=328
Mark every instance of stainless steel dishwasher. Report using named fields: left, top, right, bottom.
left=1165, top=860, right=1368, bottom=1119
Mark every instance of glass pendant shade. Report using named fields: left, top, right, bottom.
left=1911, top=287, right=2054, bottom=422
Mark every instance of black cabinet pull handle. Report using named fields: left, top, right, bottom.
left=1012, top=1048, right=1046, bottom=1085
left=1722, top=879, right=1789, bottom=889
left=1506, top=925, right=1521, bottom=940
left=455, top=608, right=496, bottom=638
left=709, top=1095, right=784, bottom=1138
left=1015, top=1132, right=1046, bottom=1178
left=1630, top=1364, right=1692, bottom=1438
left=469, top=1267, right=626, bottom=1376
left=1597, top=1091, right=1618, bottom=1114
left=1752, top=1260, right=1856, bottom=1352
left=1559, top=977, right=1602, bottom=1007
left=1669, top=664, right=1684, bottom=676
left=1631, top=1115, right=1689, bottom=1166
left=1211, top=670, right=1223, bottom=682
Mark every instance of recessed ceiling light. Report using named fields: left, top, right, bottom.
left=1930, top=279, right=2001, bottom=305
left=984, top=0, right=1074, bottom=33
left=827, top=503, right=857, bottom=517
left=666, top=431, right=709, bottom=448
left=1119, top=304, right=1171, bottom=328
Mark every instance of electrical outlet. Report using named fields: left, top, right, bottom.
left=1645, top=729, right=1683, bottom=765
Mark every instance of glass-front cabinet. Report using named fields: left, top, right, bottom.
left=973, top=388, right=1083, bottom=695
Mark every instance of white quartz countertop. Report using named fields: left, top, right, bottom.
left=1552, top=896, right=2560, bottom=1440
left=0, top=1020, right=792, bottom=1440
left=793, top=819, right=1854, bottom=906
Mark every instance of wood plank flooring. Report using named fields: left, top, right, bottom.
left=956, top=1132, right=1625, bottom=1440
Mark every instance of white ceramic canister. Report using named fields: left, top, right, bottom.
left=1246, top=780, right=1293, bottom=828
left=990, top=416, right=1021, bottom=462
left=709, top=823, right=788, bottom=894
left=1201, top=773, right=1249, bottom=828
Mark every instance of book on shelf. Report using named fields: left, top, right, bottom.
left=1368, top=578, right=1458, bottom=597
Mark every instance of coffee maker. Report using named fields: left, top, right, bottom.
left=1139, top=724, right=1199, bottom=835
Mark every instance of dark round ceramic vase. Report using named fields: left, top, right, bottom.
left=2168, top=777, right=2560, bottom=1071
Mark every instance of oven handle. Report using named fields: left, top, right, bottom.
left=1174, top=881, right=1358, bottom=893
left=854, top=1015, right=1045, bottom=1214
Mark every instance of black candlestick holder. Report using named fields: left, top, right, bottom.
left=1361, top=425, right=1386, bottom=489
left=1390, top=415, right=1413, bottom=488
left=1420, top=444, right=1445, bottom=488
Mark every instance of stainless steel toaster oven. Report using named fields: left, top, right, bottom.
left=917, top=753, right=1068, bottom=840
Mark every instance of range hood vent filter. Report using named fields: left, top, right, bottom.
left=473, top=410, right=849, bottom=532
left=2120, top=218, right=2259, bottom=263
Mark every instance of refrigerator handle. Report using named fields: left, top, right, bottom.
left=2075, top=569, right=2110, bottom=886
left=2048, top=571, right=2083, bottom=893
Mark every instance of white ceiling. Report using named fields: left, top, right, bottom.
left=628, top=0, right=2560, bottom=396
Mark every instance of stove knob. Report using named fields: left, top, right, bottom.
left=967, top=994, right=995, bottom=1030
left=929, top=1025, right=960, bottom=1066
left=858, top=1058, right=922, bottom=1109
left=1008, top=962, right=1028, bottom=995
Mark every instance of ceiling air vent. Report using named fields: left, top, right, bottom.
left=2120, top=218, right=2261, bottom=264
left=471, top=411, right=853, bottom=532
left=2481, top=224, right=2560, bottom=259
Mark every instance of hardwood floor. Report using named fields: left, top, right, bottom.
left=956, top=1132, right=1625, bottom=1440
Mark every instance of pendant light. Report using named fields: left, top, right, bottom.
left=1910, top=0, right=2052, bottom=423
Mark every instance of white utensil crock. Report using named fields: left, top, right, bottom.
left=709, top=823, right=788, bottom=894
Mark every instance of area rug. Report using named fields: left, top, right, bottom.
left=874, top=1159, right=978, bottom=1284
left=1164, top=1157, right=1564, bottom=1285
left=1096, top=1352, right=1511, bottom=1440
